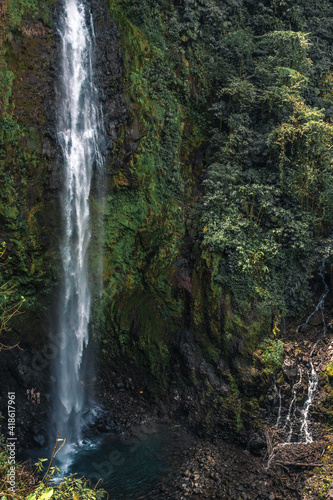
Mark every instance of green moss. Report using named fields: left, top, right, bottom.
left=0, top=0, right=58, bottom=339
left=92, top=0, right=205, bottom=381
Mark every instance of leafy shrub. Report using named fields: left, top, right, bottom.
left=259, top=338, right=285, bottom=376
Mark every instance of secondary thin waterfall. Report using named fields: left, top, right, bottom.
left=300, top=362, right=318, bottom=443
left=53, top=0, right=103, bottom=465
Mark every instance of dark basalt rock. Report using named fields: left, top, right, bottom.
left=87, top=0, right=127, bottom=152
left=0, top=338, right=50, bottom=451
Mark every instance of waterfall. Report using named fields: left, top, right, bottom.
left=300, top=362, right=318, bottom=443
left=275, top=362, right=319, bottom=444
left=275, top=386, right=282, bottom=429
left=52, top=0, right=103, bottom=468
left=283, top=369, right=302, bottom=442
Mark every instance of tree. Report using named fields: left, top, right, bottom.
left=201, top=30, right=333, bottom=320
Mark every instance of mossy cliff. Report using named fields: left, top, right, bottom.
left=0, top=0, right=59, bottom=344
left=93, top=0, right=333, bottom=438
left=1, top=0, right=333, bottom=446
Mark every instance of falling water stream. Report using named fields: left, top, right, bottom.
left=274, top=384, right=282, bottom=429
left=52, top=0, right=103, bottom=469
left=299, top=362, right=318, bottom=443
left=284, top=369, right=303, bottom=442
left=272, top=261, right=329, bottom=447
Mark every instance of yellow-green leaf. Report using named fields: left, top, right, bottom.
left=39, top=489, right=54, bottom=500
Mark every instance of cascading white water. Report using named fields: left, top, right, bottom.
left=273, top=261, right=328, bottom=445
left=275, top=363, right=318, bottom=444
left=300, top=362, right=318, bottom=443
left=284, top=369, right=302, bottom=442
left=53, top=0, right=103, bottom=467
left=275, top=386, right=282, bottom=429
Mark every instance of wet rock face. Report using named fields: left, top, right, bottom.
left=0, top=344, right=50, bottom=451
left=8, top=4, right=62, bottom=191
left=87, top=0, right=127, bottom=154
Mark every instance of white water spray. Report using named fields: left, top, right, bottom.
left=53, top=0, right=103, bottom=468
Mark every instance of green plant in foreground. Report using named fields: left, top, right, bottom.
left=0, top=435, right=107, bottom=499
left=27, top=436, right=106, bottom=499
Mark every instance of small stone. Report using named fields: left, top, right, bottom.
left=269, top=494, right=275, bottom=500
left=327, top=489, right=333, bottom=498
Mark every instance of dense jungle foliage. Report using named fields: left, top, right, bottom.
left=100, top=0, right=333, bottom=381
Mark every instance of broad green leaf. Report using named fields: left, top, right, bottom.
left=39, top=489, right=54, bottom=500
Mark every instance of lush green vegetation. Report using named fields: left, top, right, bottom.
left=0, top=0, right=58, bottom=341
left=202, top=29, right=333, bottom=319
left=99, top=0, right=333, bottom=380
